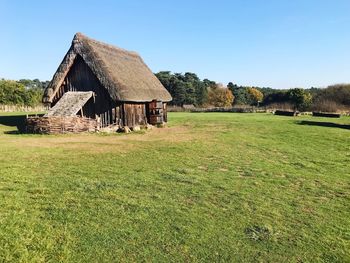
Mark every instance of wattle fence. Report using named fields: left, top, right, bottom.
left=168, top=105, right=272, bottom=113
left=0, top=104, right=46, bottom=112
left=25, top=116, right=98, bottom=134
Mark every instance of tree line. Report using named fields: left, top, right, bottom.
left=155, top=71, right=235, bottom=107
left=156, top=71, right=350, bottom=111
left=1, top=74, right=349, bottom=112
left=0, top=79, right=48, bottom=106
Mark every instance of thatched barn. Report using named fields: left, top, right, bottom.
left=36, top=33, right=171, bottom=133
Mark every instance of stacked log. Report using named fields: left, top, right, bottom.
left=25, top=116, right=98, bottom=134
left=312, top=112, right=341, bottom=118
left=274, top=110, right=299, bottom=116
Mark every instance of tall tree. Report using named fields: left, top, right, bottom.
left=207, top=84, right=234, bottom=107
left=155, top=71, right=213, bottom=106
left=287, top=88, right=312, bottom=111
left=247, top=87, right=264, bottom=106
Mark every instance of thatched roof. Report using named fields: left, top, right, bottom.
left=45, top=91, right=93, bottom=116
left=43, top=33, right=172, bottom=103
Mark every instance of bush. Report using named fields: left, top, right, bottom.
left=265, top=102, right=294, bottom=111
left=311, top=99, right=349, bottom=113
left=311, top=84, right=350, bottom=112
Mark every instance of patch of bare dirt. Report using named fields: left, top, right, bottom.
left=3, top=126, right=201, bottom=153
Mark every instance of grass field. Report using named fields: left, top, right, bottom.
left=0, top=112, right=349, bottom=262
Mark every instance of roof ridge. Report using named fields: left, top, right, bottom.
left=75, top=36, right=125, bottom=100
left=73, top=32, right=140, bottom=58
left=43, top=33, right=172, bottom=103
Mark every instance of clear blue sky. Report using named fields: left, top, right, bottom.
left=1, top=0, right=349, bottom=89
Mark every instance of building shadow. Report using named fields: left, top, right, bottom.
left=297, top=120, right=350, bottom=130
left=0, top=115, right=27, bottom=132
left=4, top=130, right=21, bottom=134
left=0, top=114, right=45, bottom=134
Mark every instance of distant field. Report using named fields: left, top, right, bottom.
left=0, top=112, right=349, bottom=262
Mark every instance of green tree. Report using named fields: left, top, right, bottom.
left=194, top=81, right=208, bottom=106
left=247, top=87, right=264, bottom=106
left=0, top=79, right=44, bottom=106
left=229, top=85, right=249, bottom=105
left=155, top=71, right=212, bottom=106
left=203, top=79, right=217, bottom=89
left=208, top=84, right=234, bottom=107
left=227, top=82, right=237, bottom=91
left=287, top=88, right=312, bottom=111
left=0, top=80, right=26, bottom=105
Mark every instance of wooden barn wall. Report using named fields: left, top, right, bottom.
left=123, top=103, right=147, bottom=127
left=49, top=55, right=169, bottom=128
left=52, top=55, right=119, bottom=127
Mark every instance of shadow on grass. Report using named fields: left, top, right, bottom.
left=297, top=120, right=350, bottom=130
left=0, top=115, right=27, bottom=133
left=0, top=114, right=45, bottom=134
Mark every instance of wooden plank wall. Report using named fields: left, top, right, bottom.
left=123, top=103, right=147, bottom=127
left=52, top=55, right=118, bottom=127
left=147, top=101, right=168, bottom=125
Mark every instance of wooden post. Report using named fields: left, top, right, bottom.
left=93, top=92, right=98, bottom=119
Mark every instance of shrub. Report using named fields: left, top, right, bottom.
left=266, top=102, right=294, bottom=111
left=311, top=84, right=350, bottom=112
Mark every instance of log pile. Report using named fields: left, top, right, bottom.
left=25, top=116, right=98, bottom=134
left=274, top=110, right=299, bottom=116
left=312, top=112, right=341, bottom=118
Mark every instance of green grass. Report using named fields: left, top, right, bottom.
left=0, top=112, right=349, bottom=262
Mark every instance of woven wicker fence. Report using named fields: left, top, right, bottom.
left=25, top=116, right=98, bottom=134
left=0, top=104, right=46, bottom=112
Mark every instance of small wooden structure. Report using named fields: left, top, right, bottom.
left=29, top=33, right=172, bottom=134
left=148, top=100, right=166, bottom=125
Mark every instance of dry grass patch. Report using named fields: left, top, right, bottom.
left=1, top=126, right=197, bottom=154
